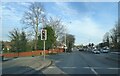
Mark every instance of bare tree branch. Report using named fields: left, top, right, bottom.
left=21, top=2, right=45, bottom=50
left=48, top=17, right=65, bottom=40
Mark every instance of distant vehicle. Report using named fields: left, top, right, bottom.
left=92, top=48, right=100, bottom=54
left=93, top=50, right=100, bottom=54
left=79, top=48, right=84, bottom=51
left=101, top=48, right=109, bottom=53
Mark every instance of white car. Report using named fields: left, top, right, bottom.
left=92, top=49, right=100, bottom=54
left=93, top=50, right=100, bottom=54
left=101, top=49, right=109, bottom=53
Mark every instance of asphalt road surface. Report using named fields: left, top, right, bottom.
left=1, top=50, right=119, bottom=76
left=43, top=50, right=119, bottom=76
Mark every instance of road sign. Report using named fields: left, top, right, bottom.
left=41, top=29, right=47, bottom=40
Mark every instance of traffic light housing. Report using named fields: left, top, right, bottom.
left=41, top=29, right=47, bottom=40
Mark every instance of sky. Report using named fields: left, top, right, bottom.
left=1, top=1, right=118, bottom=45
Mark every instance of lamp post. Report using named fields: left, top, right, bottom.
left=64, top=21, right=71, bottom=53
left=65, top=32, right=66, bottom=53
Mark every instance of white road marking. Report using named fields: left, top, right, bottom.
left=87, top=67, right=105, bottom=69
left=83, top=67, right=90, bottom=69
left=62, top=67, right=77, bottom=69
left=55, top=61, right=61, bottom=63
left=90, top=67, right=98, bottom=75
left=108, top=68, right=120, bottom=70
left=48, top=66, right=56, bottom=68
left=46, top=66, right=119, bottom=75
left=48, top=66, right=120, bottom=70
left=43, top=66, right=67, bottom=74
left=83, top=67, right=120, bottom=70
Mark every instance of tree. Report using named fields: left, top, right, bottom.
left=1, top=41, right=4, bottom=50
left=103, top=22, right=120, bottom=50
left=117, top=21, right=120, bottom=49
left=20, top=31, right=28, bottom=51
left=110, top=23, right=119, bottom=49
left=91, top=43, right=94, bottom=47
left=21, top=2, right=45, bottom=50
left=37, top=25, right=56, bottom=50
left=88, top=43, right=91, bottom=47
left=9, top=29, right=20, bottom=52
left=103, top=32, right=109, bottom=47
left=1, top=41, right=7, bottom=53
left=98, top=43, right=105, bottom=48
left=48, top=17, right=65, bottom=41
left=9, top=29, right=28, bottom=52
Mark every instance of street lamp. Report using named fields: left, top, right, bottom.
left=65, top=32, right=66, bottom=53
left=64, top=21, right=71, bottom=53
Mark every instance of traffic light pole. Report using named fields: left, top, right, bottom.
left=41, top=29, right=47, bottom=60
left=43, top=40, right=45, bottom=60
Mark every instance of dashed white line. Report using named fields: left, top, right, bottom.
left=83, top=67, right=90, bottom=69
left=62, top=67, right=77, bottom=69
left=108, top=68, right=120, bottom=70
left=55, top=61, right=61, bottom=63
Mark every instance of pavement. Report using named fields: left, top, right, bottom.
left=2, top=56, right=52, bottom=74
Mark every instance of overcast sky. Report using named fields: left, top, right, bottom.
left=1, top=2, right=118, bottom=45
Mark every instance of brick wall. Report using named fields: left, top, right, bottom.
left=1, top=48, right=64, bottom=58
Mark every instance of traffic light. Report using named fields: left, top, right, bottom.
left=41, top=29, right=45, bottom=40
left=41, top=29, right=47, bottom=40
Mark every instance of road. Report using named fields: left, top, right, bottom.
left=1, top=50, right=119, bottom=76
left=43, top=50, right=119, bottom=76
